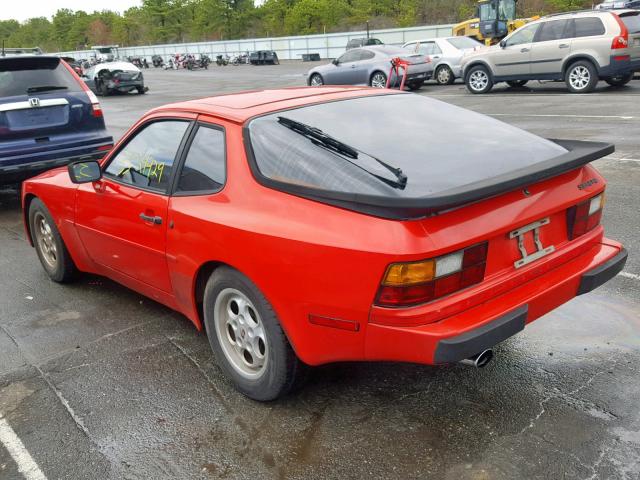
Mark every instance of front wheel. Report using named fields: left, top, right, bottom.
left=309, top=73, right=324, bottom=86
left=435, top=65, right=455, bottom=85
left=406, top=81, right=423, bottom=91
left=465, top=65, right=493, bottom=94
left=370, top=71, right=387, bottom=88
left=605, top=72, right=633, bottom=87
left=203, top=267, right=307, bottom=401
left=565, top=61, right=598, bottom=93
left=29, top=198, right=76, bottom=283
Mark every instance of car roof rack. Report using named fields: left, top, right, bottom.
left=0, top=44, right=43, bottom=57
left=544, top=9, right=606, bottom=18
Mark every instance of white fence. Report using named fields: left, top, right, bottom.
left=55, top=23, right=455, bottom=61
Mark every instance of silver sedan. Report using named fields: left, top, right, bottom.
left=307, top=46, right=433, bottom=90
left=402, top=37, right=483, bottom=85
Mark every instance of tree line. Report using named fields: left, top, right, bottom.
left=0, top=0, right=597, bottom=53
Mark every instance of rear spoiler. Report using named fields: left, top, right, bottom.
left=246, top=137, right=614, bottom=220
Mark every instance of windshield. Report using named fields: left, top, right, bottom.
left=97, top=48, right=113, bottom=54
left=479, top=3, right=497, bottom=21
left=0, top=57, right=81, bottom=97
left=247, top=94, right=567, bottom=199
left=447, top=37, right=483, bottom=50
left=498, top=0, right=516, bottom=21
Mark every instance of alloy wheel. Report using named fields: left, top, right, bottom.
left=469, top=70, right=488, bottom=91
left=371, top=73, right=387, bottom=88
left=214, top=288, right=268, bottom=379
left=33, top=212, right=58, bottom=269
left=310, top=74, right=323, bottom=86
left=569, top=66, right=590, bottom=90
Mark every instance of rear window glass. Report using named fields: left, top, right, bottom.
left=247, top=95, right=567, bottom=199
left=446, top=37, right=483, bottom=50
left=0, top=57, right=81, bottom=97
left=573, top=18, right=606, bottom=37
left=621, top=13, right=640, bottom=34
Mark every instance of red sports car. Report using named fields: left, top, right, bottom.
left=22, top=87, right=627, bottom=401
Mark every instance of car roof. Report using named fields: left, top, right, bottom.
left=152, top=87, right=399, bottom=124
left=542, top=8, right=635, bottom=20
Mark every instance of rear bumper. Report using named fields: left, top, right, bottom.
left=365, top=240, right=625, bottom=365
left=599, top=55, right=635, bottom=77
left=0, top=147, right=109, bottom=184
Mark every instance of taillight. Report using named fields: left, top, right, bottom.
left=375, top=242, right=488, bottom=307
left=567, top=193, right=605, bottom=240
left=86, top=90, right=103, bottom=118
left=611, top=13, right=629, bottom=50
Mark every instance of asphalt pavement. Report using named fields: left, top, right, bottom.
left=0, top=63, right=639, bottom=480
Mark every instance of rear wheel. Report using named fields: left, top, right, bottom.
left=507, top=80, right=528, bottom=88
left=309, top=73, right=324, bottom=86
left=406, top=81, right=423, bottom=91
left=435, top=65, right=455, bottom=85
left=203, top=267, right=307, bottom=401
left=466, top=65, right=493, bottom=94
left=565, top=61, right=598, bottom=93
left=98, top=80, right=109, bottom=97
left=137, top=86, right=146, bottom=94
left=29, top=198, right=76, bottom=283
left=370, top=71, right=387, bottom=88
left=605, top=72, right=633, bottom=87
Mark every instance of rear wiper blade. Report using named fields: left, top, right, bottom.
left=26, top=85, right=68, bottom=93
left=277, top=116, right=407, bottom=189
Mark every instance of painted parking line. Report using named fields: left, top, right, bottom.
left=487, top=113, right=635, bottom=120
left=619, top=271, right=640, bottom=282
left=0, top=415, right=47, bottom=480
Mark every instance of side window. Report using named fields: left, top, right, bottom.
left=104, top=120, right=189, bottom=192
left=338, top=50, right=360, bottom=63
left=177, top=125, right=226, bottom=193
left=573, top=18, right=605, bottom=38
left=536, top=20, right=570, bottom=42
left=431, top=42, right=443, bottom=55
left=505, top=23, right=540, bottom=46
left=360, top=50, right=375, bottom=61
left=405, top=42, right=417, bottom=52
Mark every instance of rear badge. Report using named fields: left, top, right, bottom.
left=509, top=217, right=555, bottom=269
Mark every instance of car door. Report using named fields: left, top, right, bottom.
left=328, top=50, right=362, bottom=85
left=493, top=23, right=540, bottom=77
left=530, top=19, right=572, bottom=75
left=353, top=50, right=375, bottom=84
left=75, top=116, right=194, bottom=293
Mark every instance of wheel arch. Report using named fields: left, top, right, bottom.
left=307, top=71, right=323, bottom=86
left=463, top=61, right=493, bottom=82
left=23, top=193, right=38, bottom=247
left=561, top=54, right=599, bottom=77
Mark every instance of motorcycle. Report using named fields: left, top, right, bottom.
left=216, top=54, right=229, bottom=66
left=231, top=52, right=249, bottom=66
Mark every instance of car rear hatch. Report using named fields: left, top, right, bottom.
left=0, top=56, right=110, bottom=166
left=619, top=11, right=640, bottom=66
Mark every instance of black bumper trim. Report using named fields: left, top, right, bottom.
left=577, top=248, right=627, bottom=296
left=434, top=305, right=528, bottom=364
left=0, top=150, right=108, bottom=183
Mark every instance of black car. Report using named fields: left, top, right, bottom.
left=82, top=62, right=146, bottom=96
left=346, top=37, right=383, bottom=50
left=249, top=51, right=280, bottom=65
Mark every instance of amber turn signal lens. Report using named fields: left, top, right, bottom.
left=382, top=260, right=435, bottom=286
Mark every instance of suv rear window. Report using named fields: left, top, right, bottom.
left=573, top=17, right=606, bottom=37
left=247, top=94, right=566, bottom=200
left=621, top=13, right=640, bottom=34
left=0, top=57, right=82, bottom=98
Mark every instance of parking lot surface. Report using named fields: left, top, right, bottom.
left=1, top=63, right=639, bottom=480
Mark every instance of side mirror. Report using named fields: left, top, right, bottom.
left=68, top=160, right=102, bottom=184
left=332, top=58, right=339, bottom=65
left=499, top=40, right=507, bottom=49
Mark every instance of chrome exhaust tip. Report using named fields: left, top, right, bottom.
left=459, top=349, right=494, bottom=368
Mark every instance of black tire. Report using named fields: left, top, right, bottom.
left=98, top=80, right=109, bottom=97
left=507, top=80, right=528, bottom=88
left=406, top=81, right=423, bottom=91
left=605, top=72, right=633, bottom=87
left=203, top=266, right=307, bottom=401
left=565, top=60, right=598, bottom=93
left=309, top=73, right=324, bottom=86
left=137, top=86, right=146, bottom=95
left=435, top=65, right=455, bottom=85
left=465, top=65, right=493, bottom=94
left=370, top=71, right=388, bottom=88
left=28, top=198, right=76, bottom=283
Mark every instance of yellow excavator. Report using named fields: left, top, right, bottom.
left=452, top=0, right=539, bottom=45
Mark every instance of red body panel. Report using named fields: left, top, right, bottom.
left=21, top=88, right=624, bottom=366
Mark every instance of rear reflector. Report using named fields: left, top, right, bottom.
left=567, top=193, right=604, bottom=240
left=308, top=314, right=359, bottom=332
left=376, top=242, right=488, bottom=307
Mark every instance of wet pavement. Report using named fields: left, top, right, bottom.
left=0, top=64, right=639, bottom=480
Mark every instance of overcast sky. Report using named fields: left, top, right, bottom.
left=1, top=0, right=142, bottom=22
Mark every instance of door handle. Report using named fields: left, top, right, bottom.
left=350, top=64, right=356, bottom=68
left=139, top=213, right=163, bottom=225
left=559, top=43, right=570, bottom=49
left=520, top=48, right=530, bottom=53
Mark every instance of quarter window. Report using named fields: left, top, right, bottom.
left=104, top=120, right=189, bottom=192
left=573, top=18, right=605, bottom=37
left=536, top=20, right=570, bottom=42
left=505, top=23, right=540, bottom=46
left=359, top=50, right=375, bottom=61
left=177, top=125, right=226, bottom=193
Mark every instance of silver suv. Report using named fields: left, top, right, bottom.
left=461, top=9, right=640, bottom=93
